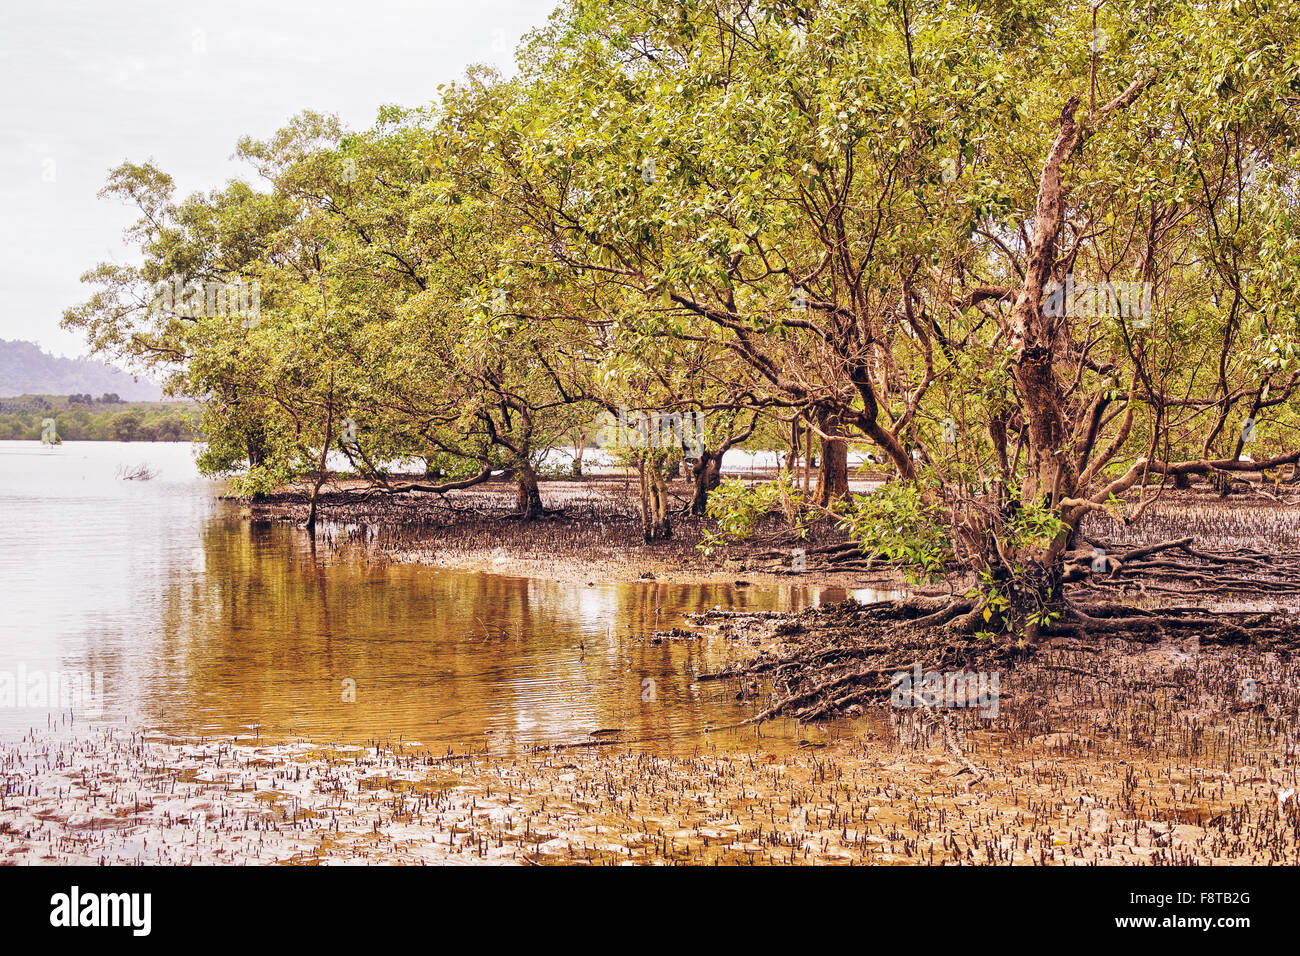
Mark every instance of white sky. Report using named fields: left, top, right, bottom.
left=0, top=0, right=558, bottom=357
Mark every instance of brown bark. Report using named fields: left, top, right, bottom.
left=1009, top=96, right=1081, bottom=512
left=994, top=78, right=1155, bottom=638
left=689, top=450, right=724, bottom=516
left=514, top=462, right=544, bottom=520
left=815, top=409, right=848, bottom=506
left=802, top=422, right=811, bottom=493
left=783, top=416, right=799, bottom=475
left=306, top=382, right=335, bottom=534
left=336, top=465, right=494, bottom=499
left=638, top=455, right=673, bottom=541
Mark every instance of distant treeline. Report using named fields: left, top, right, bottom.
left=0, top=394, right=199, bottom=442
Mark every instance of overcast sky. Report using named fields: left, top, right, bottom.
left=0, top=0, right=557, bottom=357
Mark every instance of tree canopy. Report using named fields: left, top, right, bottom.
left=65, top=0, right=1300, bottom=635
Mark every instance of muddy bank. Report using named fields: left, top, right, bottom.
left=4, top=640, right=1298, bottom=866
left=683, top=489, right=1300, bottom=721
left=105, top=481, right=1299, bottom=865
left=243, top=473, right=911, bottom=592
left=244, top=476, right=1300, bottom=600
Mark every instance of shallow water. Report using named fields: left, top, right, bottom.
left=0, top=441, right=871, bottom=751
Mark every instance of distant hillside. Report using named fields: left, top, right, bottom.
left=0, top=339, right=161, bottom=401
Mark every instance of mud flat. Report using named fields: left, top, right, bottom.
left=3, top=627, right=1297, bottom=867
left=6, top=482, right=1284, bottom=865
left=245, top=473, right=910, bottom=592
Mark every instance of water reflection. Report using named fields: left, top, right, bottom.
left=1, top=442, right=858, bottom=751
left=158, top=515, right=829, bottom=749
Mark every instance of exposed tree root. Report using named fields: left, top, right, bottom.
left=742, top=540, right=885, bottom=574
left=698, top=579, right=1300, bottom=723
left=1065, top=537, right=1300, bottom=596
left=1058, top=601, right=1300, bottom=647
left=698, top=598, right=1016, bottom=722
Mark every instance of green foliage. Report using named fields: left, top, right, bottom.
left=1006, top=499, right=1069, bottom=554
left=965, top=503, right=1068, bottom=640
left=836, top=480, right=953, bottom=583
left=56, top=0, right=1300, bottom=621
left=227, top=461, right=296, bottom=498
left=698, top=473, right=807, bottom=555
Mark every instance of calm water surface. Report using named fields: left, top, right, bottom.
left=0, top=441, right=877, bottom=750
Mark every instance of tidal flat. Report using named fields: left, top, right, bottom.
left=4, top=445, right=1299, bottom=865
left=4, top=630, right=1297, bottom=866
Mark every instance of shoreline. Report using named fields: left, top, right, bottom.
left=243, top=472, right=930, bottom=594
left=4, top=627, right=1297, bottom=865
left=4, top=480, right=1289, bottom=864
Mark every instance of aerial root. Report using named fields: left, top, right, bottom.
left=1067, top=537, right=1300, bottom=595
left=1056, top=600, right=1300, bottom=648
left=696, top=595, right=1009, bottom=722
left=700, top=588, right=1300, bottom=722
left=744, top=663, right=904, bottom=724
